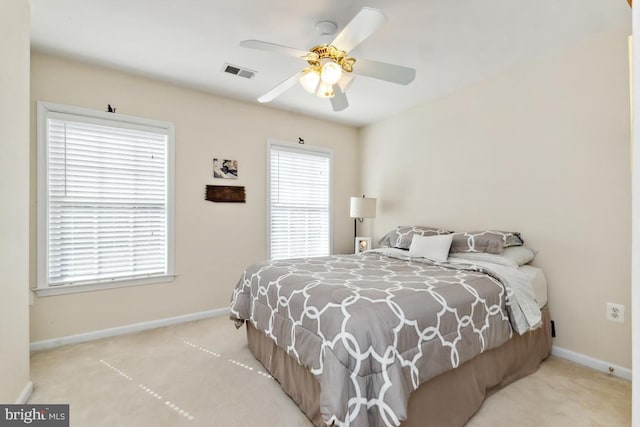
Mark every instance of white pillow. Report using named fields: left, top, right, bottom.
left=502, top=246, right=537, bottom=266
left=409, top=234, right=454, bottom=262
left=448, top=252, right=518, bottom=268
left=448, top=246, right=537, bottom=268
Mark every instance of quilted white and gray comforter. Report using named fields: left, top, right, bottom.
left=230, top=249, right=532, bottom=427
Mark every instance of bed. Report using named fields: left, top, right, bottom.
left=230, top=228, right=552, bottom=427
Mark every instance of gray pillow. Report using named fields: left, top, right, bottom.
left=378, top=226, right=453, bottom=250
left=449, top=230, right=523, bottom=255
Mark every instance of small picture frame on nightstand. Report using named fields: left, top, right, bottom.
left=355, top=237, right=371, bottom=254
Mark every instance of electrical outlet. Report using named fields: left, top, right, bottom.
left=606, top=302, right=624, bottom=323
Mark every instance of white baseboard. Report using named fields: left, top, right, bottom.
left=551, top=345, right=632, bottom=381
left=15, top=381, right=33, bottom=404
left=30, top=307, right=230, bottom=352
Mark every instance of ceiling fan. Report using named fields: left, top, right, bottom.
left=240, top=7, right=416, bottom=112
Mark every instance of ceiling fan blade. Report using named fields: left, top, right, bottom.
left=353, top=58, right=415, bottom=85
left=240, top=40, right=310, bottom=58
left=331, top=7, right=387, bottom=53
left=330, top=85, right=349, bottom=112
left=257, top=72, right=301, bottom=103
left=337, top=73, right=355, bottom=92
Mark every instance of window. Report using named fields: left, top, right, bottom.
left=268, top=141, right=332, bottom=260
left=37, top=102, right=174, bottom=295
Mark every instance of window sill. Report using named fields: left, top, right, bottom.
left=33, top=274, right=177, bottom=297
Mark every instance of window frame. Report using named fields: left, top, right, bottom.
left=266, top=139, right=333, bottom=260
left=36, top=101, right=176, bottom=296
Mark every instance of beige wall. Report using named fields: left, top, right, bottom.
left=359, top=28, right=632, bottom=368
left=631, top=3, right=639, bottom=418
left=30, top=52, right=359, bottom=342
left=0, top=0, right=31, bottom=402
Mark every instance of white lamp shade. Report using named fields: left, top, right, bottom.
left=350, top=197, right=376, bottom=219
left=320, top=61, right=343, bottom=85
left=299, top=69, right=320, bottom=93
left=316, top=81, right=335, bottom=98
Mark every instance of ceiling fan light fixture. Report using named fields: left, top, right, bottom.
left=316, top=81, right=335, bottom=98
left=240, top=7, right=415, bottom=112
left=299, top=67, right=320, bottom=93
left=320, top=61, right=343, bottom=85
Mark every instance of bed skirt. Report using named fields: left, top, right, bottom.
left=246, top=306, right=552, bottom=427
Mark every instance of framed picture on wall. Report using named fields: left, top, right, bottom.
left=213, top=158, right=238, bottom=179
left=355, top=237, right=371, bottom=254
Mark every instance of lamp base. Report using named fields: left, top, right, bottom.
left=353, top=218, right=357, bottom=244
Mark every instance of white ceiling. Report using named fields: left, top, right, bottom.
left=30, top=0, right=630, bottom=127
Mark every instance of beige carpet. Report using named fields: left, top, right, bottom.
left=29, top=315, right=631, bottom=427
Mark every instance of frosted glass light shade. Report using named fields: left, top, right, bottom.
left=316, top=81, right=335, bottom=98
left=299, top=69, right=320, bottom=93
left=320, top=61, right=342, bottom=85
left=350, top=197, right=376, bottom=219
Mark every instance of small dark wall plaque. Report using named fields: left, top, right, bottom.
left=205, top=185, right=246, bottom=203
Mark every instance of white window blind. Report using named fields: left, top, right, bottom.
left=38, top=102, right=174, bottom=293
left=269, top=143, right=331, bottom=260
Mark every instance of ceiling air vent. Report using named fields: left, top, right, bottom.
left=223, top=63, right=256, bottom=79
